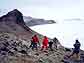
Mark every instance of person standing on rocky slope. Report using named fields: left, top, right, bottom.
left=41, top=36, right=48, bottom=50
left=32, top=35, right=39, bottom=50
left=48, top=40, right=53, bottom=51
left=69, top=39, right=81, bottom=59
left=53, top=37, right=58, bottom=49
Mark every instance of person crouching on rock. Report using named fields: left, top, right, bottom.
left=69, top=39, right=81, bottom=60
left=32, top=35, right=39, bottom=50
left=41, top=36, right=48, bottom=50
left=48, top=40, right=53, bottom=51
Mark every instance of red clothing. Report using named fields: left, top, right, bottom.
left=42, top=36, right=48, bottom=49
left=43, top=37, right=48, bottom=45
left=35, top=36, right=39, bottom=42
left=32, top=35, right=39, bottom=43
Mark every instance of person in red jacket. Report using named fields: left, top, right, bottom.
left=41, top=36, right=48, bottom=50
left=32, top=35, right=39, bottom=50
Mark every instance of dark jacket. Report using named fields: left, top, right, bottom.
left=49, top=41, right=53, bottom=46
left=74, top=40, right=81, bottom=51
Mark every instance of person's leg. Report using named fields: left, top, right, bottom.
left=35, top=43, right=38, bottom=50
left=69, top=48, right=76, bottom=58
left=76, top=53, right=79, bottom=58
left=38, top=42, right=40, bottom=47
left=76, top=52, right=80, bottom=60
left=45, top=44, right=48, bottom=50
left=54, top=43, right=57, bottom=49
left=49, top=44, right=50, bottom=49
left=49, top=44, right=51, bottom=49
left=32, top=42, right=35, bottom=50
left=50, top=44, right=53, bottom=51
left=41, top=45, right=44, bottom=50
left=69, top=51, right=75, bottom=58
left=55, top=44, right=57, bottom=49
left=34, top=43, right=36, bottom=48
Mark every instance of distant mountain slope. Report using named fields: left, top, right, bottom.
left=23, top=16, right=56, bottom=26
left=64, top=18, right=84, bottom=21
left=0, top=9, right=33, bottom=40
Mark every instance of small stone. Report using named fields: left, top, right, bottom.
left=35, top=53, right=39, bottom=56
left=19, top=50, right=27, bottom=54
left=39, top=58, right=43, bottom=62
left=65, top=48, right=71, bottom=52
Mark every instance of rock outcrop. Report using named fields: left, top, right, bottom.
left=0, top=9, right=33, bottom=40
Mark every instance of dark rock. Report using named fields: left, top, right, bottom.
left=4, top=35, right=10, bottom=39
left=0, top=9, right=32, bottom=40
left=1, top=51, right=7, bottom=55
left=8, top=51, right=14, bottom=56
left=43, top=50, right=48, bottom=53
left=19, top=50, right=27, bottom=54
left=45, top=53, right=49, bottom=56
left=13, top=48, right=18, bottom=51
left=65, top=48, right=71, bottom=52
left=61, top=60, right=68, bottom=63
left=38, top=58, right=44, bottom=62
left=3, top=42, right=9, bottom=47
left=0, top=47, right=9, bottom=52
left=80, top=53, right=84, bottom=62
left=35, top=53, right=39, bottom=56
left=0, top=9, right=24, bottom=24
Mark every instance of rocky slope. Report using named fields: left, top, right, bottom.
left=0, top=32, right=65, bottom=63
left=0, top=9, right=33, bottom=40
left=24, top=16, right=56, bottom=26
left=0, top=32, right=84, bottom=63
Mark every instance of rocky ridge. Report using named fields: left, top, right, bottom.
left=0, top=32, right=65, bottom=63
left=0, top=9, right=33, bottom=40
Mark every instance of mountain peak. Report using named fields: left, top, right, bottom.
left=0, top=9, right=31, bottom=33
left=0, top=9, right=27, bottom=27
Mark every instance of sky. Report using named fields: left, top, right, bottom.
left=0, top=0, right=84, bottom=21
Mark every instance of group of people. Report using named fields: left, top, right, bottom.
left=29, top=35, right=58, bottom=51
left=29, top=34, right=81, bottom=59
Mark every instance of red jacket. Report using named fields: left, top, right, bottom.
left=32, top=36, right=39, bottom=43
left=43, top=37, right=48, bottom=45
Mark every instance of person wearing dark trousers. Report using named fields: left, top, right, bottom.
left=53, top=37, right=58, bottom=49
left=32, top=35, right=39, bottom=50
left=32, top=42, right=38, bottom=50
left=48, top=40, right=53, bottom=51
left=69, top=39, right=81, bottom=59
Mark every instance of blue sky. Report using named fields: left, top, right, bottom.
left=0, top=0, right=84, bottom=20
